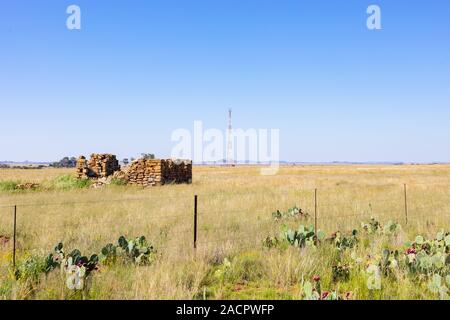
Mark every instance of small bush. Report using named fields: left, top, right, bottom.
left=272, top=205, right=309, bottom=221
left=15, top=255, right=48, bottom=283
left=0, top=181, right=20, bottom=192
left=51, top=175, right=91, bottom=190
left=110, top=177, right=127, bottom=186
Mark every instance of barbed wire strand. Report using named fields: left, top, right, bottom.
left=1, top=183, right=450, bottom=209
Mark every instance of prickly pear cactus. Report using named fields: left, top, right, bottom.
left=302, top=280, right=320, bottom=300
left=281, top=224, right=324, bottom=247
left=99, top=243, right=117, bottom=265
left=404, top=231, right=449, bottom=275
left=272, top=205, right=309, bottom=221
left=332, top=263, right=351, bottom=282
left=382, top=221, right=401, bottom=235
left=361, top=218, right=381, bottom=234
left=117, top=235, right=155, bottom=265
left=366, top=264, right=381, bottom=290
left=61, top=248, right=98, bottom=290
left=428, top=274, right=449, bottom=300
left=329, top=229, right=358, bottom=251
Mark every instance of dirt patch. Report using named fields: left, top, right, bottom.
left=0, top=235, right=11, bottom=246
left=233, top=283, right=246, bottom=292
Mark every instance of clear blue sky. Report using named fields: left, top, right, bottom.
left=1, top=0, right=449, bottom=162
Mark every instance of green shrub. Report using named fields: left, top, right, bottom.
left=272, top=205, right=309, bottom=221
left=51, top=175, right=91, bottom=190
left=110, top=177, right=127, bottom=186
left=0, top=278, right=13, bottom=299
left=0, top=181, right=20, bottom=192
left=15, top=255, right=48, bottom=283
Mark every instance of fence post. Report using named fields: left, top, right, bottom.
left=403, top=184, right=408, bottom=226
left=314, top=189, right=318, bottom=236
left=194, top=195, right=198, bottom=249
left=12, top=205, right=17, bottom=269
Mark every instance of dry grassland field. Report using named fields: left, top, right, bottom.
left=0, top=165, right=449, bottom=300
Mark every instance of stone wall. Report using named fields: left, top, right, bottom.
left=126, top=158, right=192, bottom=187
left=163, top=159, right=192, bottom=184
left=76, top=154, right=192, bottom=187
left=76, top=154, right=120, bottom=179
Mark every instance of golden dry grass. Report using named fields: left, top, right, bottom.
left=0, top=164, right=449, bottom=299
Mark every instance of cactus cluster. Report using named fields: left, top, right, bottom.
left=44, top=243, right=100, bottom=291
left=99, top=236, right=156, bottom=266
left=13, top=235, right=156, bottom=296
left=361, top=217, right=381, bottom=234
left=262, top=236, right=280, bottom=249
left=44, top=242, right=65, bottom=273
left=428, top=274, right=450, bottom=300
left=328, top=230, right=358, bottom=251
left=404, top=231, right=450, bottom=275
left=379, top=249, right=399, bottom=276
left=382, top=220, right=401, bottom=235
left=361, top=218, right=400, bottom=236
left=272, top=205, right=309, bottom=221
left=332, top=263, right=351, bottom=282
left=62, top=248, right=99, bottom=291
left=283, top=225, right=325, bottom=247
left=118, top=235, right=155, bottom=265
left=345, top=231, right=448, bottom=297
left=14, top=243, right=64, bottom=284
left=262, top=209, right=449, bottom=299
left=366, top=264, right=382, bottom=290
left=99, top=243, right=117, bottom=265
left=302, top=276, right=351, bottom=300
left=263, top=224, right=325, bottom=249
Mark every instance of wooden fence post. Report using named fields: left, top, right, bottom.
left=404, top=184, right=408, bottom=226
left=314, top=189, right=318, bottom=235
left=13, top=205, right=17, bottom=269
left=194, top=195, right=198, bottom=249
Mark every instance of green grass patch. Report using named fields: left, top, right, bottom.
left=110, top=177, right=127, bottom=186
left=196, top=251, right=269, bottom=299
left=50, top=175, right=92, bottom=190
left=0, top=181, right=20, bottom=192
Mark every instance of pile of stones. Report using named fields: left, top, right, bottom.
left=75, top=154, right=192, bottom=187
left=76, top=154, right=120, bottom=179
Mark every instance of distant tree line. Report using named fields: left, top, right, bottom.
left=50, top=157, right=77, bottom=168
left=122, top=154, right=155, bottom=166
left=49, top=154, right=156, bottom=168
left=141, top=153, right=155, bottom=160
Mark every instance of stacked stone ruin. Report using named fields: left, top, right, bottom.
left=76, top=154, right=120, bottom=179
left=76, top=154, right=192, bottom=187
left=126, top=158, right=192, bottom=187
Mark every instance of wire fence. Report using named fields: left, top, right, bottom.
left=1, top=183, right=450, bottom=269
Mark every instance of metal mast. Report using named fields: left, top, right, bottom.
left=226, top=108, right=234, bottom=165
